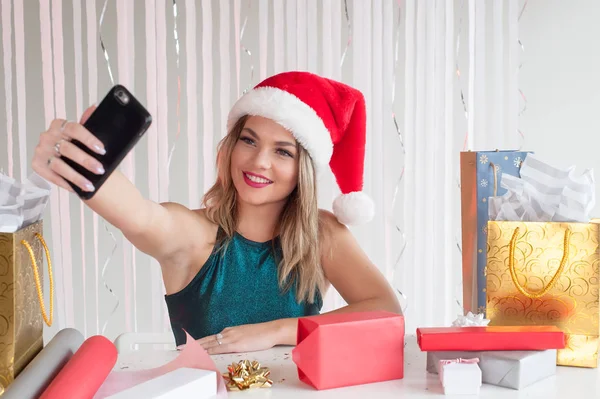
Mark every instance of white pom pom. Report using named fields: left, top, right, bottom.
left=332, top=192, right=375, bottom=225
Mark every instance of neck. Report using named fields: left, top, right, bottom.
left=236, top=199, right=287, bottom=242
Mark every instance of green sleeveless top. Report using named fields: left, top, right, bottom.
left=164, top=228, right=322, bottom=346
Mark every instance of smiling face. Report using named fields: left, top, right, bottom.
left=230, top=116, right=300, bottom=208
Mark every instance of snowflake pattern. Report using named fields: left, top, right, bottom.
left=480, top=179, right=488, bottom=188
left=514, top=157, right=523, bottom=168
left=493, top=164, right=501, bottom=174
left=482, top=226, right=488, bottom=235
left=479, top=154, right=489, bottom=164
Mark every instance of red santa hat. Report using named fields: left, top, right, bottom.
left=227, top=71, right=374, bottom=225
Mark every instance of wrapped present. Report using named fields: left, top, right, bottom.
left=0, top=173, right=53, bottom=392
left=292, top=311, right=404, bottom=390
left=427, top=350, right=556, bottom=390
left=486, top=154, right=599, bottom=368
left=417, top=326, right=565, bottom=352
left=438, top=358, right=481, bottom=395
left=460, top=150, right=532, bottom=313
left=105, top=368, right=217, bottom=399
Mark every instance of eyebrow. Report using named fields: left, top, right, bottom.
left=242, top=127, right=297, bottom=148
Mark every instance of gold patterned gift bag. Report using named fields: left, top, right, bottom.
left=0, top=220, right=54, bottom=391
left=486, top=220, right=600, bottom=368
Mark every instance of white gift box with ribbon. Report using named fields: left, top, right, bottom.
left=439, top=358, right=482, bottom=395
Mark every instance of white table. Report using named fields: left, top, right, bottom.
left=116, top=336, right=600, bottom=398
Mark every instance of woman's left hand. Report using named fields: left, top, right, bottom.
left=196, top=321, right=283, bottom=354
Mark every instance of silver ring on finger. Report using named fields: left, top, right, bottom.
left=60, top=119, right=68, bottom=132
left=54, top=138, right=66, bottom=155
left=215, top=333, right=223, bottom=345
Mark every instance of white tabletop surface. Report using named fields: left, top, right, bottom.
left=116, top=336, right=600, bottom=398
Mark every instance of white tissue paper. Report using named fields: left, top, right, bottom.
left=452, top=312, right=490, bottom=327
left=0, top=172, right=51, bottom=233
left=488, top=153, right=595, bottom=223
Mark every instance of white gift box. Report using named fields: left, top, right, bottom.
left=428, top=350, right=557, bottom=390
left=106, top=368, right=217, bottom=399
left=438, top=358, right=482, bottom=395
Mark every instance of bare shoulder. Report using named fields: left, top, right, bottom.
left=318, top=209, right=347, bottom=233
left=318, top=209, right=349, bottom=255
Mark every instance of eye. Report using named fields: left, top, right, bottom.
left=277, top=149, right=294, bottom=158
left=240, top=136, right=255, bottom=146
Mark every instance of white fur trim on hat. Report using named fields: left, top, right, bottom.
left=332, top=192, right=375, bottom=225
left=227, top=87, right=333, bottom=171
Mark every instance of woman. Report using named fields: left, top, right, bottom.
left=32, top=71, right=401, bottom=354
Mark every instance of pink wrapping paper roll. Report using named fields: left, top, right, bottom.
left=40, top=335, right=118, bottom=399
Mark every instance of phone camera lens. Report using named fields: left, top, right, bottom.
left=115, top=89, right=130, bottom=105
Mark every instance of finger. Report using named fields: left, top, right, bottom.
left=199, top=338, right=222, bottom=351
left=48, top=156, right=95, bottom=192
left=61, top=121, right=106, bottom=155
left=49, top=118, right=68, bottom=132
left=80, top=104, right=97, bottom=125
left=207, top=343, right=234, bottom=355
left=197, top=331, right=226, bottom=346
left=58, top=140, right=105, bottom=175
left=32, top=160, right=74, bottom=193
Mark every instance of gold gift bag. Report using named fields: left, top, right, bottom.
left=0, top=220, right=54, bottom=391
left=486, top=220, right=600, bottom=368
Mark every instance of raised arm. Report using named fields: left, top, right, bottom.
left=32, top=106, right=197, bottom=265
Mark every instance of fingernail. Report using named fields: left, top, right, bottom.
left=95, top=165, right=105, bottom=174
left=84, top=182, right=95, bottom=192
left=94, top=144, right=106, bottom=155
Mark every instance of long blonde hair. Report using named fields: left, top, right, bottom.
left=202, top=116, right=326, bottom=304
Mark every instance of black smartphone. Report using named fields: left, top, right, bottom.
left=63, top=85, right=152, bottom=199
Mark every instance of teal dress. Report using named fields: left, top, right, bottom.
left=164, top=228, right=322, bottom=346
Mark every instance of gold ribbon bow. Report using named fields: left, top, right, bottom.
left=222, top=360, right=272, bottom=391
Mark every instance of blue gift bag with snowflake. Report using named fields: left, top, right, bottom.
left=459, top=150, right=532, bottom=314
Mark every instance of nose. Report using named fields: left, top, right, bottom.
left=253, top=149, right=272, bottom=170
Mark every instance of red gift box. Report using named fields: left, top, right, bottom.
left=292, top=311, right=404, bottom=390
left=417, top=325, right=566, bottom=351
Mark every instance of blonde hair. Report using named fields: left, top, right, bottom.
left=202, top=116, right=326, bottom=303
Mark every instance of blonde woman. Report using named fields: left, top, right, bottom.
left=32, top=71, right=401, bottom=354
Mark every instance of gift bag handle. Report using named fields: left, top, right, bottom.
left=508, top=226, right=571, bottom=299
left=20, top=233, right=54, bottom=327
left=490, top=162, right=499, bottom=197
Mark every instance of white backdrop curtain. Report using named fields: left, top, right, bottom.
left=0, top=0, right=524, bottom=342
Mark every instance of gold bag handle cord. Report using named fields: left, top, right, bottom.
left=20, top=233, right=54, bottom=327
left=508, top=226, right=571, bottom=299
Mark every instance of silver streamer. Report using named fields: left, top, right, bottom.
left=167, top=0, right=182, bottom=172
left=240, top=2, right=255, bottom=95
left=101, top=223, right=119, bottom=335
left=99, top=0, right=114, bottom=86
left=391, top=1, right=408, bottom=313
left=98, top=0, right=119, bottom=335
left=454, top=0, right=468, bottom=314
left=517, top=0, right=528, bottom=148
left=339, top=0, right=352, bottom=68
